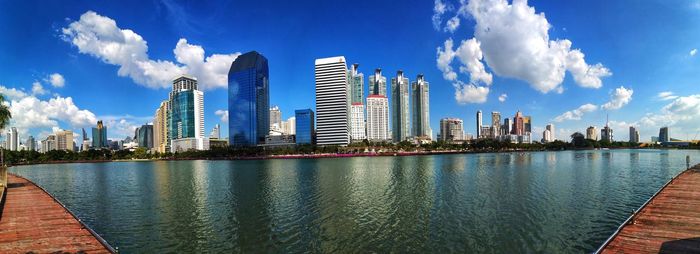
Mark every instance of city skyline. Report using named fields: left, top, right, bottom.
left=1, top=0, right=700, bottom=144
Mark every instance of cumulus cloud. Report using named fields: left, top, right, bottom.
left=691, top=49, right=697, bottom=56
left=7, top=93, right=97, bottom=132
left=0, top=85, right=29, bottom=101
left=32, top=82, right=48, bottom=95
left=444, top=16, right=460, bottom=33
left=632, top=94, right=700, bottom=141
left=657, top=91, right=678, bottom=101
left=498, top=93, right=507, bottom=102
left=601, top=86, right=633, bottom=110
left=48, top=73, right=65, bottom=87
left=553, top=103, right=598, bottom=122
left=61, top=11, right=240, bottom=90
left=215, top=109, right=229, bottom=122
left=454, top=83, right=489, bottom=104
left=432, top=0, right=451, bottom=30
left=437, top=38, right=492, bottom=104
left=436, top=0, right=611, bottom=95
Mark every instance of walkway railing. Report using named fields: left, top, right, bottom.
left=0, top=165, right=6, bottom=203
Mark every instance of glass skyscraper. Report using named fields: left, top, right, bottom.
left=411, top=74, right=431, bottom=139
left=228, top=51, right=270, bottom=146
left=91, top=120, right=108, bottom=148
left=295, top=109, right=314, bottom=145
left=169, top=75, right=206, bottom=152
left=391, top=70, right=410, bottom=142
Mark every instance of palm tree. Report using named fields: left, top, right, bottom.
left=0, top=94, right=12, bottom=165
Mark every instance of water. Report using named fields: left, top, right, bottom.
left=9, top=149, right=700, bottom=253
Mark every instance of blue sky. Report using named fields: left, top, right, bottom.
left=1, top=0, right=699, bottom=142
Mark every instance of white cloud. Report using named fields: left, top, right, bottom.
left=32, top=82, right=48, bottom=95
left=657, top=91, right=678, bottom=101
left=498, top=93, right=507, bottom=102
left=215, top=109, right=228, bottom=122
left=432, top=0, right=450, bottom=30
left=48, top=73, right=65, bottom=87
left=601, top=86, right=633, bottom=110
left=691, top=49, right=697, bottom=56
left=0, top=85, right=29, bottom=101
left=437, top=0, right=611, bottom=93
left=444, top=16, right=460, bottom=33
left=7, top=93, right=97, bottom=133
left=553, top=103, right=598, bottom=122
left=454, top=83, right=489, bottom=104
left=61, top=11, right=240, bottom=90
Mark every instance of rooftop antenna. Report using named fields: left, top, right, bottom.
left=606, top=113, right=609, bottom=128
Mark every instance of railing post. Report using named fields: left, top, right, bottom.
left=687, top=155, right=691, bottom=170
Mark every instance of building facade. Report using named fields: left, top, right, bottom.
left=629, top=126, right=640, bottom=143
left=138, top=124, right=154, bottom=149
left=369, top=68, right=387, bottom=96
left=476, top=110, right=482, bottom=138
left=315, top=56, right=349, bottom=145
left=366, top=95, right=389, bottom=141
left=270, top=106, right=282, bottom=132
left=92, top=120, right=108, bottom=149
left=586, top=126, right=598, bottom=140
left=411, top=74, right=431, bottom=139
left=542, top=124, right=555, bottom=143
left=154, top=100, right=169, bottom=153
left=439, top=118, right=464, bottom=142
left=228, top=51, right=270, bottom=146
left=391, top=70, right=410, bottom=142
left=350, top=103, right=366, bottom=141
left=56, top=130, right=74, bottom=151
left=659, top=126, right=669, bottom=142
left=6, top=127, right=18, bottom=151
left=169, top=75, right=207, bottom=152
left=295, top=109, right=314, bottom=145
left=512, top=111, right=524, bottom=136
left=601, top=125, right=614, bottom=142
left=491, top=112, right=501, bottom=139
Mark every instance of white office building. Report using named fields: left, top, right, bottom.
left=350, top=103, right=366, bottom=141
left=315, top=56, right=349, bottom=145
left=366, top=95, right=389, bottom=141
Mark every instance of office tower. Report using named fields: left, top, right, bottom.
left=295, top=109, right=314, bottom=145
left=280, top=117, right=296, bottom=135
left=137, top=124, right=153, bottom=149
left=81, top=128, right=88, bottom=141
left=412, top=74, right=431, bottom=139
left=348, top=63, right=364, bottom=104
left=512, top=111, right=524, bottom=135
left=55, top=130, right=74, bottom=151
left=154, top=100, right=170, bottom=153
left=476, top=110, right=482, bottom=138
left=134, top=126, right=141, bottom=144
left=270, top=106, right=282, bottom=131
left=491, top=112, right=501, bottom=139
left=315, top=56, right=349, bottom=145
left=659, top=126, right=669, bottom=142
left=350, top=103, right=366, bottom=141
left=369, top=68, right=387, bottom=96
left=523, top=116, right=532, bottom=133
left=26, top=136, right=35, bottom=151
left=586, top=126, right=598, bottom=140
left=503, top=118, right=512, bottom=136
left=601, top=124, right=614, bottom=143
left=629, top=126, right=640, bottom=143
left=92, top=120, right=108, bottom=148
left=391, top=70, right=410, bottom=142
left=542, top=124, right=555, bottom=143
left=348, top=63, right=365, bottom=142
left=169, top=75, right=207, bottom=152
left=5, top=127, right=18, bottom=151
left=210, top=124, right=221, bottom=139
left=229, top=51, right=270, bottom=146
left=41, top=134, right=57, bottom=153
left=366, top=95, right=389, bottom=141
left=439, top=118, right=464, bottom=142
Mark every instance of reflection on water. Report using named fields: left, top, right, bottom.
left=10, top=149, right=700, bottom=253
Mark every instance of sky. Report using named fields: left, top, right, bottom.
left=1, top=0, right=700, bottom=143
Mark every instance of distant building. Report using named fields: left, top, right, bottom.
left=210, top=124, right=221, bottom=139
left=209, top=138, right=228, bottom=149
left=153, top=100, right=169, bottom=153
left=659, top=126, right=669, bottom=142
left=169, top=75, right=207, bottom=152
left=586, top=126, right=598, bottom=140
left=348, top=63, right=364, bottom=104
left=350, top=103, right=366, bottom=141
left=512, top=111, right=524, bottom=136
left=295, top=109, right=314, bottom=145
left=138, top=124, right=153, bottom=149
left=391, top=70, right=410, bottom=142
left=315, top=56, right=349, bottom=145
left=542, top=124, right=555, bottom=143
left=629, top=126, right=640, bottom=143
left=439, top=118, right=464, bottom=142
left=269, top=106, right=282, bottom=132
left=476, top=110, right=483, bottom=138
left=491, top=112, right=501, bottom=139
left=366, top=95, right=389, bottom=141
left=55, top=130, right=74, bottom=152
left=281, top=117, right=296, bottom=135
left=228, top=51, right=270, bottom=146
left=412, top=74, right=431, bottom=139
left=601, top=125, right=614, bottom=142
left=92, top=120, right=108, bottom=149
left=5, top=127, right=18, bottom=151
left=369, top=68, right=387, bottom=96
left=26, top=135, right=36, bottom=151
left=503, top=118, right=512, bottom=136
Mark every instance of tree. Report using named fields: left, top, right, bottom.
left=0, top=94, right=11, bottom=165
left=570, top=132, right=587, bottom=147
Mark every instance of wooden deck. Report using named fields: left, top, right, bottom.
left=598, top=164, right=700, bottom=253
left=0, top=174, right=114, bottom=253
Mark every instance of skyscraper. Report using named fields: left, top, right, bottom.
left=92, top=120, right=108, bottom=149
left=491, top=112, right=501, bottom=139
left=512, top=111, right=524, bottom=135
left=315, top=56, right=349, bottom=145
left=586, top=126, right=598, bottom=140
left=366, top=95, right=389, bottom=141
left=629, top=126, right=640, bottom=143
left=228, top=51, right=270, bottom=146
left=659, top=126, right=669, bottom=142
left=543, top=124, right=555, bottom=143
left=476, top=110, right=482, bottom=138
left=439, top=118, right=464, bottom=142
left=412, top=74, right=431, bottom=139
left=348, top=63, right=364, bottom=104
left=369, top=68, right=387, bottom=96
left=138, top=124, right=154, bottom=149
left=6, top=127, right=18, bottom=151
left=348, top=64, right=365, bottom=142
left=391, top=70, right=410, bottom=142
left=295, top=109, right=314, bottom=145
left=26, top=135, right=36, bottom=151
left=210, top=124, right=221, bottom=139
left=503, top=118, right=512, bottom=136
left=270, top=106, right=282, bottom=131
left=154, top=100, right=169, bottom=153
left=55, top=130, right=74, bottom=152
left=169, top=75, right=207, bottom=152
left=601, top=125, right=614, bottom=142
left=81, top=128, right=88, bottom=141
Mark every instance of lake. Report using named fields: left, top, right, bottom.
left=9, top=149, right=700, bottom=252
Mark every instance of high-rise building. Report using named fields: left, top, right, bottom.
left=41, top=134, right=57, bottom=153
left=369, top=68, right=387, bottom=96
left=92, top=120, right=108, bottom=149
left=270, top=106, right=282, bottom=132
left=169, top=75, right=207, bottom=152
left=629, top=126, right=640, bottom=143
left=228, top=51, right=270, bottom=146
left=315, top=56, right=349, bottom=145
left=543, top=124, right=555, bottom=143
left=586, top=126, right=598, bottom=140
left=391, top=70, right=410, bottom=142
left=366, top=95, right=389, bottom=141
left=210, top=124, right=221, bottom=139
left=512, top=111, right=524, bottom=135
left=523, top=116, right=532, bottom=133
left=295, top=109, right=314, bottom=145
left=348, top=63, right=364, bottom=104
left=659, top=126, right=669, bottom=142
left=601, top=125, right=614, bottom=142
left=81, top=128, right=88, bottom=141
left=26, top=136, right=36, bottom=151
left=350, top=103, right=366, bottom=141
left=154, top=100, right=170, bottom=153
left=476, top=110, right=482, bottom=138
left=280, top=117, right=296, bottom=135
left=503, top=118, right=512, bottom=136
left=6, top=127, right=18, bottom=151
left=138, top=124, right=153, bottom=149
left=491, top=112, right=501, bottom=139
left=55, top=130, right=74, bottom=152
left=439, top=118, right=464, bottom=142
left=412, top=74, right=431, bottom=139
